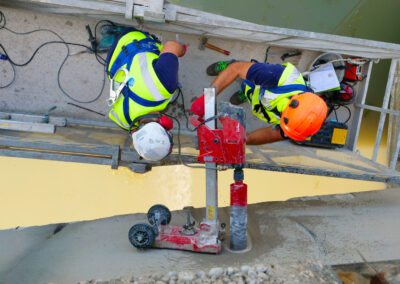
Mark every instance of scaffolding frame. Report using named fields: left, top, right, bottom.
left=1, top=1, right=400, bottom=183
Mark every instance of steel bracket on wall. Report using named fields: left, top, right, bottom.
left=126, top=0, right=166, bottom=23
left=128, top=163, right=152, bottom=173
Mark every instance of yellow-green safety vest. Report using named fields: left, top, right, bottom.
left=107, top=31, right=176, bottom=130
left=242, top=62, right=310, bottom=124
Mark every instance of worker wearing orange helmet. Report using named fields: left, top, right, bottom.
left=190, top=61, right=327, bottom=144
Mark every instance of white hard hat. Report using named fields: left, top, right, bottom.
left=132, top=122, right=172, bottom=161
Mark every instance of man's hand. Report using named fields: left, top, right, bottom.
left=181, top=44, right=187, bottom=56
left=158, top=115, right=173, bottom=130
left=189, top=95, right=205, bottom=118
left=160, top=41, right=186, bottom=58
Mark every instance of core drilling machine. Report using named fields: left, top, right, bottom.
left=128, top=87, right=248, bottom=253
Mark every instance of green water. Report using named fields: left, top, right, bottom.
left=171, top=0, right=400, bottom=43
left=172, top=0, right=400, bottom=106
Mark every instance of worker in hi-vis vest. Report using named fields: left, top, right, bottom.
left=190, top=61, right=328, bottom=144
left=106, top=28, right=186, bottom=161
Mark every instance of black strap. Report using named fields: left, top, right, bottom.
left=129, top=113, right=161, bottom=133
left=254, top=104, right=271, bottom=123
left=133, top=39, right=141, bottom=49
left=122, top=45, right=128, bottom=56
left=266, top=84, right=312, bottom=94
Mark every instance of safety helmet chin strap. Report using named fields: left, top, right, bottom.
left=130, top=113, right=174, bottom=160
left=129, top=113, right=162, bottom=134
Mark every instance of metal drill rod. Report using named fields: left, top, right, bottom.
left=204, top=87, right=218, bottom=223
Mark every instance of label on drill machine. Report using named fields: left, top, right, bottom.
left=207, top=206, right=215, bottom=220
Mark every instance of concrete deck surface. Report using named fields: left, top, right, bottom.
left=1, top=188, right=400, bottom=284
left=0, top=6, right=328, bottom=134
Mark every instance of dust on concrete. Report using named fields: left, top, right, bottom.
left=2, top=188, right=400, bottom=284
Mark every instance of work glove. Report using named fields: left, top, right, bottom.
left=175, top=34, right=187, bottom=57
left=181, top=44, right=187, bottom=57
left=158, top=115, right=173, bottom=131
left=189, top=95, right=205, bottom=118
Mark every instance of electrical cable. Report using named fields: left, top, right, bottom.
left=0, top=40, right=90, bottom=67
left=0, top=56, right=15, bottom=88
left=163, top=87, right=225, bottom=170
left=171, top=86, right=222, bottom=132
left=0, top=10, right=107, bottom=103
left=177, top=86, right=191, bottom=130
left=0, top=10, right=5, bottom=29
left=163, top=112, right=222, bottom=170
left=0, top=10, right=14, bottom=88
left=326, top=102, right=351, bottom=124
left=56, top=42, right=106, bottom=104
left=342, top=105, right=351, bottom=124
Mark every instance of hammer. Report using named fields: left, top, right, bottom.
left=199, top=36, right=230, bottom=56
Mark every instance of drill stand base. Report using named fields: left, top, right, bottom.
left=128, top=204, right=223, bottom=254
left=153, top=221, right=221, bottom=254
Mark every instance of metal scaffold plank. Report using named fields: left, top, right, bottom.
left=0, top=120, right=56, bottom=134
left=0, top=148, right=113, bottom=166
left=244, top=162, right=400, bottom=184
left=0, top=136, right=116, bottom=155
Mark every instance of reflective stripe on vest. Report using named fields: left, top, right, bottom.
left=138, top=53, right=166, bottom=102
left=278, top=62, right=302, bottom=86
left=107, top=31, right=174, bottom=131
left=242, top=63, right=308, bottom=124
left=110, top=109, right=130, bottom=129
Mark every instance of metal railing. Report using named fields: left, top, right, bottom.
left=348, top=59, right=400, bottom=170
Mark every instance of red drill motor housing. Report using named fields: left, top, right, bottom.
left=344, top=57, right=364, bottom=81
left=189, top=115, right=246, bottom=165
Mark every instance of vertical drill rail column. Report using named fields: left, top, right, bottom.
left=204, top=87, right=218, bottom=223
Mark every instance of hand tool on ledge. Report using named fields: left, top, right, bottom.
left=199, top=36, right=230, bottom=56
left=280, top=50, right=301, bottom=61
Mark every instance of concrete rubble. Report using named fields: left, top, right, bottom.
left=75, top=262, right=342, bottom=284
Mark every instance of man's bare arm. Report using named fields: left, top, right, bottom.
left=211, top=62, right=254, bottom=95
left=246, top=126, right=285, bottom=145
left=160, top=41, right=185, bottom=57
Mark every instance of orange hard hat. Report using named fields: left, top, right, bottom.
left=281, top=92, right=327, bottom=141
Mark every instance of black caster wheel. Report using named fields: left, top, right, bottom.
left=128, top=223, right=155, bottom=249
left=147, top=204, right=171, bottom=226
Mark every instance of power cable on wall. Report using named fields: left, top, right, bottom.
left=0, top=10, right=107, bottom=103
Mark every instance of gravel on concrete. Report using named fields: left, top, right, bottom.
left=75, top=261, right=342, bottom=284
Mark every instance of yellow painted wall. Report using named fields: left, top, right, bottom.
left=0, top=158, right=385, bottom=230
left=0, top=113, right=388, bottom=229
left=0, top=110, right=390, bottom=229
